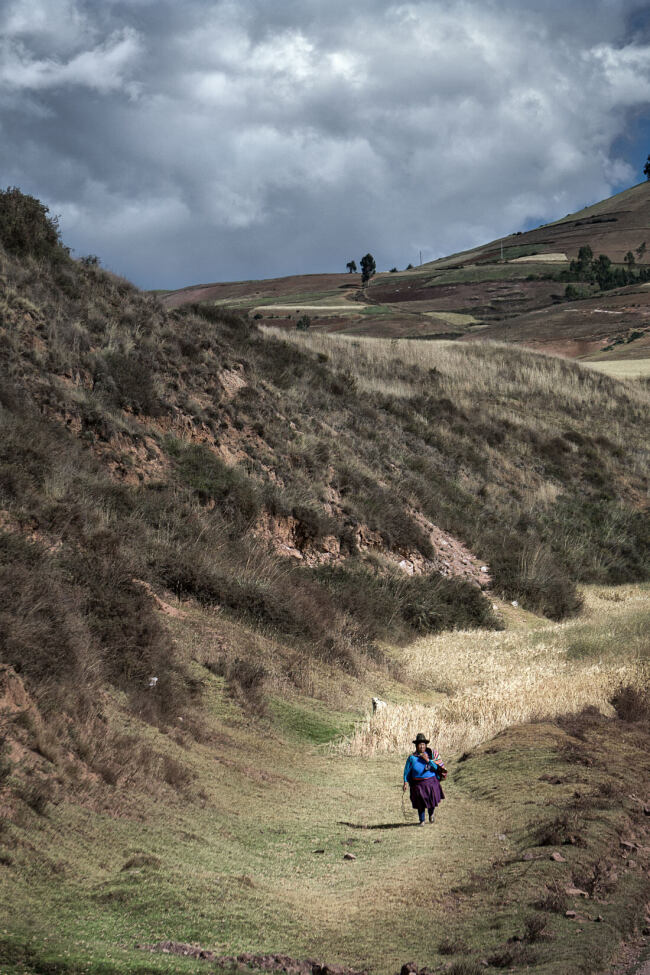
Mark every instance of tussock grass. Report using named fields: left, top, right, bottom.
left=264, top=327, right=649, bottom=417
left=338, top=585, right=649, bottom=756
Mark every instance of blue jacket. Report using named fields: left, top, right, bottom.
left=403, top=753, right=438, bottom=783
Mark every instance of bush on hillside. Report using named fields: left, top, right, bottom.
left=166, top=439, right=262, bottom=529
left=0, top=530, right=185, bottom=718
left=0, top=533, right=90, bottom=691
left=94, top=349, right=162, bottom=416
left=479, top=531, right=583, bottom=620
left=154, top=542, right=362, bottom=671
left=541, top=497, right=650, bottom=584
left=313, top=560, right=499, bottom=640
left=0, top=187, right=62, bottom=258
left=610, top=684, right=650, bottom=723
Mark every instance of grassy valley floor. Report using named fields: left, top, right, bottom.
left=1, top=587, right=649, bottom=975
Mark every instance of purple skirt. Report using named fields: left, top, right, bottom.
left=409, top=777, right=444, bottom=813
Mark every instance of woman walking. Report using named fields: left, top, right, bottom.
left=403, top=733, right=445, bottom=826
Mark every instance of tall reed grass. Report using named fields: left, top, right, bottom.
left=336, top=585, right=649, bottom=757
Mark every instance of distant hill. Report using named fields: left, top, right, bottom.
left=161, top=181, right=650, bottom=360
left=422, top=179, right=650, bottom=268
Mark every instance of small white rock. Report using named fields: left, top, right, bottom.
left=511, top=600, right=519, bottom=608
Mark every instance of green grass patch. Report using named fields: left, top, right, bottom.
left=422, top=263, right=560, bottom=285
left=564, top=603, right=650, bottom=661
left=269, top=698, right=357, bottom=744
left=500, top=244, right=549, bottom=260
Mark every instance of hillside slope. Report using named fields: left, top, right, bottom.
left=1, top=190, right=648, bottom=714
left=423, top=179, right=650, bottom=269
left=161, top=182, right=650, bottom=356
left=0, top=187, right=646, bottom=805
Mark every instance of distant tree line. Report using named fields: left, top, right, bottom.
left=560, top=243, right=650, bottom=299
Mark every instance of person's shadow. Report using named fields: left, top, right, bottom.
left=337, top=820, right=420, bottom=830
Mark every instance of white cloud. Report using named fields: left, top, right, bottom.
left=0, top=0, right=649, bottom=287
left=1, top=0, right=91, bottom=51
left=0, top=27, right=142, bottom=94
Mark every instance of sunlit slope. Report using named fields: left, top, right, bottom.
left=421, top=179, right=650, bottom=268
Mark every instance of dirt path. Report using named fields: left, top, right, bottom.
left=253, top=304, right=360, bottom=312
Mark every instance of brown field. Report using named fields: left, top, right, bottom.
left=161, top=272, right=359, bottom=309
left=466, top=283, right=650, bottom=357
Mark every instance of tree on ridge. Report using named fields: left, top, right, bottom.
left=360, top=253, right=376, bottom=286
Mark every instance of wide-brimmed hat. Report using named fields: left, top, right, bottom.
left=412, top=733, right=430, bottom=745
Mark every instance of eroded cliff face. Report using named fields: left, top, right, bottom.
left=255, top=507, right=490, bottom=589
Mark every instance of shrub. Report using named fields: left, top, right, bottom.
left=209, top=655, right=269, bottom=711
left=536, top=812, right=582, bottom=846
left=403, top=574, right=498, bottom=632
left=523, top=914, right=547, bottom=943
left=479, top=532, right=582, bottom=620
left=534, top=884, right=568, bottom=914
left=0, top=737, right=12, bottom=785
left=155, top=545, right=359, bottom=669
left=166, top=440, right=261, bottom=528
left=94, top=349, right=161, bottom=415
left=0, top=187, right=62, bottom=258
left=0, top=520, right=187, bottom=721
left=185, top=301, right=229, bottom=325
left=611, top=684, right=650, bottom=723
left=16, top=777, right=54, bottom=815
left=162, top=755, right=194, bottom=790
left=0, top=533, right=92, bottom=688
left=62, top=548, right=182, bottom=700
left=313, top=561, right=499, bottom=641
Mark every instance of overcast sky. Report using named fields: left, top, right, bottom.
left=2, top=0, right=650, bottom=289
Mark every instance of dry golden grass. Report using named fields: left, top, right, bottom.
left=263, top=327, right=650, bottom=418
left=337, top=584, right=649, bottom=758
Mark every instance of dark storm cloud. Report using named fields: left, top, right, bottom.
left=1, top=0, right=650, bottom=288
